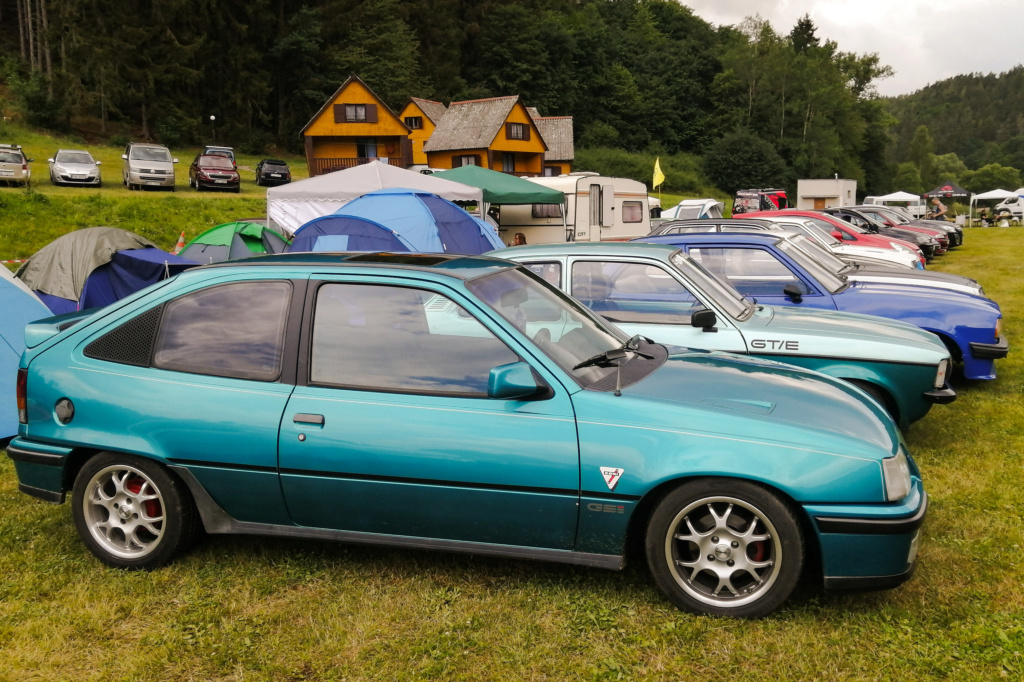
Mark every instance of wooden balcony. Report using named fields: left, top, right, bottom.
left=310, top=157, right=405, bottom=176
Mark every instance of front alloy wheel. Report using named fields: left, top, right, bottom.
left=72, top=453, right=196, bottom=569
left=646, top=479, right=803, bottom=618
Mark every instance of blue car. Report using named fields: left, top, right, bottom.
left=8, top=252, right=925, bottom=618
left=640, top=232, right=1007, bottom=380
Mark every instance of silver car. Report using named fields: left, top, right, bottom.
left=121, top=142, right=178, bottom=191
left=48, top=149, right=102, bottom=187
left=0, top=144, right=32, bottom=186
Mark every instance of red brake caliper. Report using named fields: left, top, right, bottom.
left=126, top=476, right=161, bottom=519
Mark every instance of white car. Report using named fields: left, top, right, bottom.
left=751, top=215, right=922, bottom=269
left=48, top=149, right=102, bottom=187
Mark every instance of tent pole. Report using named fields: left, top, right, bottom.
left=562, top=202, right=570, bottom=242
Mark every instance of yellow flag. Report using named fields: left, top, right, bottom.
left=653, top=157, right=665, bottom=189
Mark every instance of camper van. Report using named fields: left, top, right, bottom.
left=497, top=173, right=650, bottom=245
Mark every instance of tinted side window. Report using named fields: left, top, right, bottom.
left=310, top=284, right=518, bottom=396
left=571, top=261, right=698, bottom=324
left=689, top=248, right=810, bottom=296
left=153, top=281, right=291, bottom=381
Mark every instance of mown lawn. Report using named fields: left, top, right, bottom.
left=1, top=200, right=1022, bottom=676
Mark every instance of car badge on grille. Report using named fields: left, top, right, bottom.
left=600, top=467, right=623, bottom=491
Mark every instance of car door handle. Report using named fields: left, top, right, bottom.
left=293, top=413, right=325, bottom=426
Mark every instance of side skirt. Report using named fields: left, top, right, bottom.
left=169, top=465, right=626, bottom=571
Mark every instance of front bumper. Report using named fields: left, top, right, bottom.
left=970, top=335, right=1009, bottom=360
left=806, top=482, right=927, bottom=591
left=128, top=170, right=174, bottom=187
left=923, top=384, right=957, bottom=404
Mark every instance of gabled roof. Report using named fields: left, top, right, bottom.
left=424, top=96, right=539, bottom=152
left=409, top=97, right=447, bottom=125
left=300, top=74, right=407, bottom=136
left=532, top=115, right=574, bottom=162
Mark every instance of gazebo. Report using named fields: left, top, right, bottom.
left=968, top=188, right=1018, bottom=226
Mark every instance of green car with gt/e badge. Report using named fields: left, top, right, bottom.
left=9, top=252, right=924, bottom=618
left=496, top=242, right=955, bottom=429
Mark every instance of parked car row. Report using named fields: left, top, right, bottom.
left=0, top=141, right=292, bottom=191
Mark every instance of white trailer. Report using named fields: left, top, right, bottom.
left=796, top=178, right=857, bottom=210
left=497, top=173, right=650, bottom=245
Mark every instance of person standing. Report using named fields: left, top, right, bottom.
left=929, top=197, right=948, bottom=221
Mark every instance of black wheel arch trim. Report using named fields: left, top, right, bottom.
left=6, top=443, right=69, bottom=467
left=814, top=491, right=927, bottom=535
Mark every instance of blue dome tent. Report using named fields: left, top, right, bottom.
left=1, top=268, right=50, bottom=442
left=287, top=214, right=415, bottom=253
left=334, top=188, right=504, bottom=254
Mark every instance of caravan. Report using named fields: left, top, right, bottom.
left=497, top=173, right=650, bottom=244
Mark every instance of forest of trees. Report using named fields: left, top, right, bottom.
left=0, top=0, right=1018, bottom=195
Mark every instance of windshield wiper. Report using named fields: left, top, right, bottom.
left=574, top=335, right=655, bottom=396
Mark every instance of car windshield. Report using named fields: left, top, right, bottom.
left=875, top=208, right=909, bottom=224
left=777, top=237, right=848, bottom=292
left=263, top=159, right=287, bottom=168
left=201, top=155, right=234, bottom=169
left=467, top=267, right=647, bottom=388
left=858, top=211, right=889, bottom=228
left=0, top=151, right=21, bottom=163
left=56, top=151, right=93, bottom=164
left=131, top=147, right=171, bottom=162
left=669, top=251, right=754, bottom=321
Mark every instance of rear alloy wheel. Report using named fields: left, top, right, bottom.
left=646, top=478, right=803, bottom=618
left=72, top=453, right=197, bottom=569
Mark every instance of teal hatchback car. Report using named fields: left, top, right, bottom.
left=495, top=242, right=955, bottom=428
left=7, top=253, right=926, bottom=618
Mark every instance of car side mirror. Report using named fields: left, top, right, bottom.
left=95, top=161, right=102, bottom=166
left=867, top=224, right=879, bottom=233
left=691, top=308, right=718, bottom=332
left=831, top=230, right=843, bottom=240
left=783, top=283, right=803, bottom=302
left=173, top=158, right=179, bottom=164
left=26, top=158, right=33, bottom=162
left=121, top=154, right=128, bottom=160
left=488, top=362, right=545, bottom=400
left=47, top=158, right=54, bottom=163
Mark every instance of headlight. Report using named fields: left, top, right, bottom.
left=934, top=358, right=949, bottom=389
left=882, top=451, right=911, bottom=501
left=996, top=318, right=1003, bottom=340
left=892, top=243, right=913, bottom=254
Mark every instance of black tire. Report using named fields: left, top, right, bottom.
left=645, top=478, right=804, bottom=618
left=255, top=176, right=262, bottom=187
left=232, top=186, right=240, bottom=193
left=848, top=380, right=897, bottom=422
left=71, top=452, right=198, bottom=569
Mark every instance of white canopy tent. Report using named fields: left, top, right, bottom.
left=969, top=188, right=1018, bottom=226
left=266, top=161, right=483, bottom=234
left=874, top=191, right=922, bottom=202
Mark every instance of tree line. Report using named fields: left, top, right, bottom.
left=0, top=0, right=1002, bottom=196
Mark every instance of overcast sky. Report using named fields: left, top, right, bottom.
left=681, top=0, right=1024, bottom=97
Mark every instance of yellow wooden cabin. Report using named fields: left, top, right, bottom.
left=398, top=97, right=448, bottom=167
left=423, top=96, right=547, bottom=175
left=300, top=75, right=411, bottom=176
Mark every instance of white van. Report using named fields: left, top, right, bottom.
left=497, top=173, right=650, bottom=245
left=994, top=188, right=1024, bottom=219
left=864, top=195, right=927, bottom=219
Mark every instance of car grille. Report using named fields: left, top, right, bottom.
left=206, top=172, right=234, bottom=179
left=139, top=168, right=170, bottom=175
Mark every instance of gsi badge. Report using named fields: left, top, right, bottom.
left=587, top=503, right=625, bottom=514
left=751, top=339, right=799, bottom=351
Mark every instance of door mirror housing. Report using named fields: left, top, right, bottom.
left=783, top=283, right=804, bottom=302
left=691, top=308, right=718, bottom=332
left=488, top=362, right=547, bottom=400
left=831, top=230, right=844, bottom=240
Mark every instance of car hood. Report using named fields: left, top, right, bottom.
left=744, top=305, right=949, bottom=360
left=54, top=162, right=97, bottom=172
left=848, top=265, right=982, bottom=295
left=840, top=280, right=1001, bottom=314
left=599, top=348, right=900, bottom=459
left=130, top=160, right=173, bottom=170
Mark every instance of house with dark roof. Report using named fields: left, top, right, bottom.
left=300, top=75, right=411, bottom=176
left=422, top=96, right=547, bottom=176
left=398, top=97, right=448, bottom=167
left=528, top=108, right=574, bottom=176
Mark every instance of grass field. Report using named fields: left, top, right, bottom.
left=0, top=226, right=1021, bottom=679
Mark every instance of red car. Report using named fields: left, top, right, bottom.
left=189, top=154, right=240, bottom=192
left=743, top=209, right=927, bottom=267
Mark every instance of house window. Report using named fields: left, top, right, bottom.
left=503, top=152, right=515, bottom=173
left=622, top=201, right=644, bottom=223
left=532, top=203, right=562, bottom=219
left=506, top=123, right=529, bottom=141
left=453, top=155, right=480, bottom=167
left=405, top=116, right=423, bottom=130
left=356, top=138, right=378, bottom=159
left=543, top=166, right=560, bottom=177
left=346, top=104, right=366, bottom=122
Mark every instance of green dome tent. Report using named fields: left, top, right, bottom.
left=179, top=221, right=290, bottom=264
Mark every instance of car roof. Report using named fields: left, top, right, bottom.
left=129, top=142, right=169, bottom=149
left=261, top=159, right=287, bottom=165
left=497, top=241, right=681, bottom=260
left=202, top=251, right=519, bottom=280
left=641, top=232, right=786, bottom=247
left=196, top=154, right=233, bottom=163
left=55, top=148, right=92, bottom=155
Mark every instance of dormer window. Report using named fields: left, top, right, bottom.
left=506, top=123, right=529, bottom=141
left=405, top=116, right=423, bottom=130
